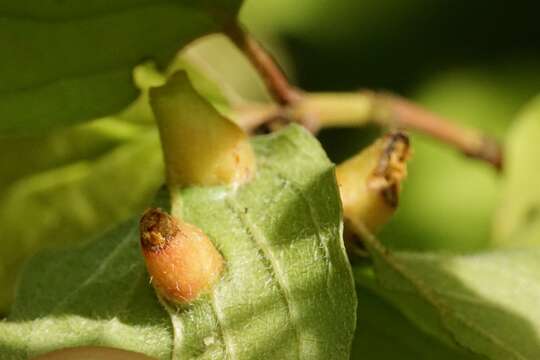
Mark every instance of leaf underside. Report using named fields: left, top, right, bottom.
left=0, top=125, right=356, bottom=360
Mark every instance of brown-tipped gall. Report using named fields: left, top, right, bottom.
left=140, top=208, right=224, bottom=304
left=336, top=131, right=410, bottom=233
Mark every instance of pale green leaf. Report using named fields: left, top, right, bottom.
left=0, top=0, right=242, bottom=135
left=0, top=125, right=356, bottom=360
left=0, top=117, right=143, bottom=191
left=0, top=131, right=163, bottom=313
left=379, top=63, right=540, bottom=252
left=359, top=231, right=540, bottom=360
left=494, top=95, right=540, bottom=246
left=122, top=53, right=237, bottom=127
left=0, top=116, right=147, bottom=313
left=177, top=33, right=273, bottom=106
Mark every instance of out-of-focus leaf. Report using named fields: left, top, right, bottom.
left=359, top=232, right=540, bottom=360
left=352, top=274, right=482, bottom=360
left=381, top=66, right=540, bottom=252
left=380, top=133, right=499, bottom=252
left=178, top=33, right=272, bottom=105
left=494, top=95, right=540, bottom=246
left=0, top=131, right=163, bottom=312
left=0, top=125, right=356, bottom=359
left=0, top=117, right=142, bottom=191
left=0, top=0, right=243, bottom=135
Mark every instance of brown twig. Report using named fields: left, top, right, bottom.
left=225, top=23, right=301, bottom=106
left=380, top=94, right=503, bottom=170
left=225, top=26, right=503, bottom=170
left=233, top=92, right=503, bottom=170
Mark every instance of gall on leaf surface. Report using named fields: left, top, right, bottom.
left=0, top=125, right=356, bottom=360
left=0, top=51, right=240, bottom=313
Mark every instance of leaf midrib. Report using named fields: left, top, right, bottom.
left=225, top=197, right=302, bottom=359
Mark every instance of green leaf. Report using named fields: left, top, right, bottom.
left=359, top=230, right=540, bottom=360
left=0, top=117, right=143, bottom=192
left=494, top=95, right=540, bottom=246
left=0, top=0, right=242, bottom=135
left=352, top=275, right=482, bottom=360
left=0, top=125, right=356, bottom=359
left=0, top=130, right=163, bottom=313
left=177, top=33, right=273, bottom=107
left=118, top=49, right=242, bottom=128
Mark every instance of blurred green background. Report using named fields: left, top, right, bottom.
left=2, top=0, right=540, bottom=317
left=242, top=0, right=540, bottom=252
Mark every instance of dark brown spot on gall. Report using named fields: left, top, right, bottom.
left=378, top=131, right=410, bottom=170
left=140, top=208, right=179, bottom=252
left=369, top=131, right=410, bottom=208
left=381, top=184, right=399, bottom=208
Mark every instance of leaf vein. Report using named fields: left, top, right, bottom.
left=24, top=225, right=137, bottom=357
left=225, top=197, right=302, bottom=359
left=157, top=295, right=183, bottom=360
left=357, top=222, right=528, bottom=360
left=209, top=291, right=232, bottom=360
left=272, top=169, right=335, bottom=307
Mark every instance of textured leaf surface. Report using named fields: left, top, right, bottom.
left=0, top=125, right=356, bottom=360
left=359, top=232, right=540, bottom=360
left=494, top=95, right=540, bottom=246
left=0, top=0, right=241, bottom=135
